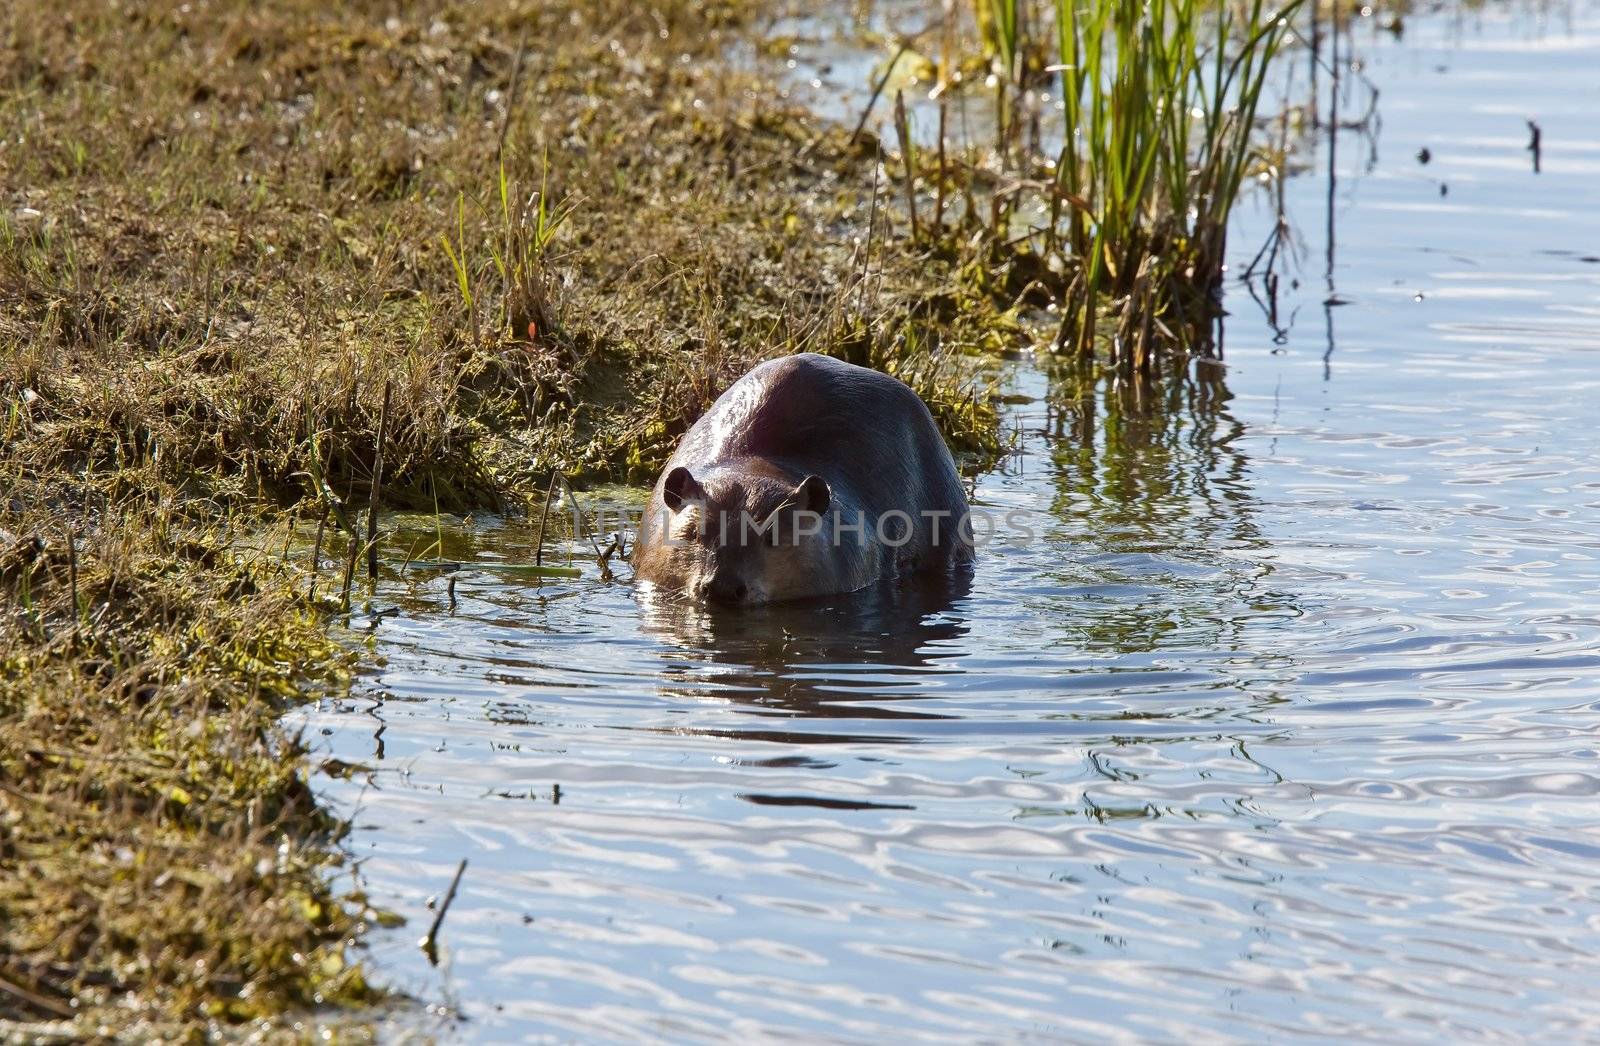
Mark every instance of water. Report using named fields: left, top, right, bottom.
left=299, top=6, right=1600, bottom=1040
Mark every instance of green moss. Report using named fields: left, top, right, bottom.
left=0, top=495, right=378, bottom=1032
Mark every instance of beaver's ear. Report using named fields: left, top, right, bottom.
left=794, top=474, right=830, bottom=514
left=663, top=466, right=705, bottom=512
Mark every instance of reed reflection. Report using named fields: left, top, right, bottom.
left=1036, top=357, right=1288, bottom=656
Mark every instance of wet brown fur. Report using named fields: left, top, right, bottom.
left=633, top=353, right=972, bottom=604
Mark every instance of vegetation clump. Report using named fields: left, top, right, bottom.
left=1, top=480, right=376, bottom=1031
left=1046, top=0, right=1299, bottom=363
left=870, top=0, right=1300, bottom=371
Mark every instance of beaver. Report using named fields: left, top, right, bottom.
left=633, top=353, right=972, bottom=604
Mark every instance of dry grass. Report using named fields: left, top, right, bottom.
left=1, top=0, right=1003, bottom=508
left=0, top=0, right=1010, bottom=1033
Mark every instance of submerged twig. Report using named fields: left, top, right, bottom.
left=420, top=858, right=468, bottom=966
left=340, top=523, right=359, bottom=614
left=366, top=380, right=392, bottom=583
left=557, top=474, right=607, bottom=561
left=412, top=558, right=579, bottom=578
left=534, top=472, right=558, bottom=567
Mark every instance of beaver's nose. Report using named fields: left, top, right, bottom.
left=706, top=576, right=749, bottom=604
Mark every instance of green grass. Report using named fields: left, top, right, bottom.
left=1050, top=0, right=1300, bottom=365
left=1, top=489, right=377, bottom=1028
left=956, top=0, right=1300, bottom=365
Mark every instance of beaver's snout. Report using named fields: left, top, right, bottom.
left=704, top=574, right=751, bottom=605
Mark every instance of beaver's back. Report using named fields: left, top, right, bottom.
left=670, top=353, right=965, bottom=526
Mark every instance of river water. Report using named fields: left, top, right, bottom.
left=299, top=5, right=1600, bottom=1040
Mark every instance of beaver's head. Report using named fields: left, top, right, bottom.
left=646, top=463, right=841, bottom=605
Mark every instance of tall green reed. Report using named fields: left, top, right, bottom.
left=1050, top=0, right=1300, bottom=365
left=966, top=0, right=1299, bottom=366
left=982, top=0, right=1022, bottom=160
left=492, top=152, right=574, bottom=342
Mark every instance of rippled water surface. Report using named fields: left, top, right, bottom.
left=299, top=6, right=1600, bottom=1040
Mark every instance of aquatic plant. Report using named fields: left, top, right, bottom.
left=1050, top=0, right=1301, bottom=366
left=960, top=0, right=1300, bottom=367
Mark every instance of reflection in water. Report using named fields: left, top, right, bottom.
left=299, top=6, right=1600, bottom=1039
left=638, top=569, right=973, bottom=718
left=1033, top=358, right=1296, bottom=661
left=1046, top=358, right=1255, bottom=553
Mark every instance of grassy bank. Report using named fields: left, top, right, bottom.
left=2, top=0, right=1004, bottom=507
left=0, top=0, right=1005, bottom=1033
left=1, top=483, right=375, bottom=1033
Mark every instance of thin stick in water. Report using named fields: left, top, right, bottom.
left=534, top=472, right=558, bottom=567
left=341, top=526, right=359, bottom=614
left=850, top=41, right=913, bottom=146
left=557, top=474, right=607, bottom=560
left=420, top=857, right=468, bottom=966
left=366, top=380, right=392, bottom=582
left=308, top=503, right=328, bottom=601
